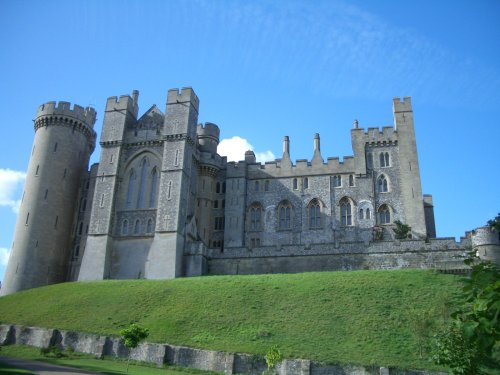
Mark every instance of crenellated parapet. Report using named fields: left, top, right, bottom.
left=393, top=96, right=412, bottom=113
left=35, top=101, right=97, bottom=150
left=37, top=101, right=97, bottom=126
left=167, top=87, right=199, bottom=113
left=351, top=126, right=398, bottom=146
left=105, top=92, right=139, bottom=118
left=197, top=122, right=220, bottom=154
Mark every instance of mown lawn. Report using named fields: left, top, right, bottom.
left=0, top=345, right=217, bottom=375
left=0, top=270, right=462, bottom=370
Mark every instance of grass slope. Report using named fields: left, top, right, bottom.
left=0, top=270, right=462, bottom=370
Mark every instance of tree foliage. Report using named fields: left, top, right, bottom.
left=433, top=249, right=500, bottom=374
left=120, top=323, right=149, bottom=372
left=393, top=220, right=411, bottom=240
left=263, top=345, right=282, bottom=375
left=487, top=213, right=500, bottom=232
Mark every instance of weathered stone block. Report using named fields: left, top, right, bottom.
left=12, top=325, right=55, bottom=348
left=0, top=324, right=14, bottom=345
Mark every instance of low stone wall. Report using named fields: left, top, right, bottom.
left=0, top=324, right=445, bottom=375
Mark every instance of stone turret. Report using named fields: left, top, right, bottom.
left=1, top=102, right=96, bottom=295
left=197, top=122, right=220, bottom=155
left=472, top=226, right=500, bottom=266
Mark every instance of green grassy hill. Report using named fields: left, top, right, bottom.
left=0, top=270, right=462, bottom=370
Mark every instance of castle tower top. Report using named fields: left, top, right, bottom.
left=37, top=101, right=97, bottom=127
left=197, top=122, right=220, bottom=154
left=393, top=97, right=412, bottom=113
left=167, top=87, right=199, bottom=113
left=105, top=90, right=139, bottom=118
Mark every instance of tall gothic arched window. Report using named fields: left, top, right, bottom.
left=249, top=204, right=262, bottom=231
left=126, top=169, right=136, bottom=209
left=340, top=197, right=352, bottom=226
left=380, top=152, right=390, bottom=167
left=149, top=168, right=158, bottom=208
left=379, top=204, right=391, bottom=224
left=308, top=199, right=321, bottom=228
left=137, top=157, right=150, bottom=208
left=378, top=175, right=388, bottom=193
left=278, top=201, right=292, bottom=230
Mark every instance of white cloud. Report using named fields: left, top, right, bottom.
left=217, top=136, right=276, bottom=163
left=0, top=247, right=10, bottom=267
left=0, top=169, right=26, bottom=214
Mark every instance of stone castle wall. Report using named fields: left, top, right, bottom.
left=0, top=324, right=445, bottom=375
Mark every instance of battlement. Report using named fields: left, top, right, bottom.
left=105, top=91, right=139, bottom=116
left=197, top=122, right=220, bottom=154
left=471, top=226, right=500, bottom=246
left=167, top=87, right=199, bottom=112
left=351, top=125, right=397, bottom=145
left=37, top=101, right=97, bottom=127
left=197, top=122, right=220, bottom=139
left=393, top=96, right=412, bottom=113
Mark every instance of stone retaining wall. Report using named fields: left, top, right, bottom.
left=0, top=324, right=444, bottom=375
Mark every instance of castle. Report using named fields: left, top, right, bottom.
left=2, top=87, right=499, bottom=296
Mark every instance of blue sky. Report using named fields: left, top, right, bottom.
left=1, top=0, right=499, bottom=283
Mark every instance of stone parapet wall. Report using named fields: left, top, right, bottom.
left=204, top=238, right=470, bottom=275
left=0, top=324, right=445, bottom=375
left=210, top=237, right=468, bottom=259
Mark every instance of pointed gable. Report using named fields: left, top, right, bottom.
left=137, top=105, right=165, bottom=130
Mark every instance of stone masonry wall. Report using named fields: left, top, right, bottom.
left=0, top=324, right=445, bottom=375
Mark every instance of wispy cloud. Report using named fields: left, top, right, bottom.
left=0, top=169, right=26, bottom=214
left=218, top=136, right=276, bottom=163
left=193, top=0, right=500, bottom=109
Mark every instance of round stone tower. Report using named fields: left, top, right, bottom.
left=1, top=101, right=96, bottom=296
left=471, top=226, right=500, bottom=266
left=196, top=122, right=221, bottom=246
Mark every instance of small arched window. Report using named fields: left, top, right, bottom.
left=147, top=218, right=154, bottom=233
left=222, top=182, right=226, bottom=194
left=349, top=175, right=354, bottom=187
left=308, top=199, right=321, bottom=228
left=122, top=220, right=129, bottom=235
left=380, top=152, right=390, bottom=167
left=264, top=180, right=270, bottom=192
left=366, top=208, right=371, bottom=219
left=333, top=175, right=341, bottom=187
left=378, top=175, right=388, bottom=193
left=293, top=178, right=298, bottom=190
left=254, top=181, right=260, bottom=192
left=278, top=201, right=292, bottom=230
left=340, top=197, right=352, bottom=226
left=359, top=208, right=364, bottom=220
left=216, top=182, right=221, bottom=194
left=379, top=205, right=391, bottom=224
left=304, top=178, right=309, bottom=189
left=134, top=219, right=141, bottom=234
